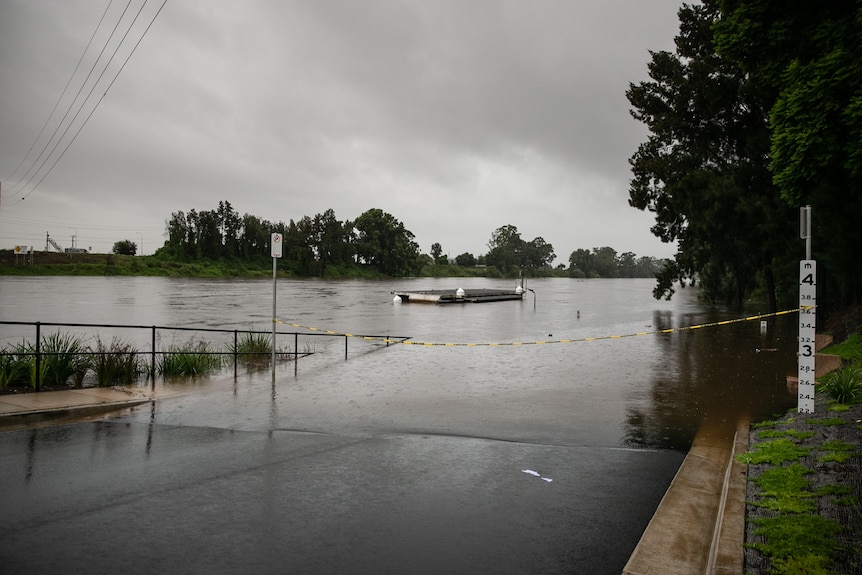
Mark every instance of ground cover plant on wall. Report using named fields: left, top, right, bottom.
left=738, top=396, right=862, bottom=575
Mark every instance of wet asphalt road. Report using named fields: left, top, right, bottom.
left=0, top=415, right=683, bottom=574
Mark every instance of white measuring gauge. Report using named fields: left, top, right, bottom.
left=798, top=260, right=816, bottom=413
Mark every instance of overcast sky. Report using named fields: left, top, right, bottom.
left=0, top=0, right=682, bottom=261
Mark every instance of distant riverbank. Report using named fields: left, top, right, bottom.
left=0, top=250, right=537, bottom=279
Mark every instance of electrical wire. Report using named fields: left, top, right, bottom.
left=3, top=0, right=116, bottom=185
left=4, top=0, right=169, bottom=207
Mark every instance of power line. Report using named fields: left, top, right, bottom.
left=4, top=0, right=135, bottom=197
left=5, top=0, right=169, bottom=207
left=3, top=0, right=117, bottom=185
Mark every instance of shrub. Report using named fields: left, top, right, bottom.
left=231, top=332, right=272, bottom=364
left=92, top=337, right=142, bottom=386
left=158, top=341, right=222, bottom=376
left=819, top=365, right=862, bottom=404
left=41, top=331, right=90, bottom=387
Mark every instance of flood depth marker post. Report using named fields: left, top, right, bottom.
left=798, top=206, right=815, bottom=413
left=271, top=232, right=283, bottom=381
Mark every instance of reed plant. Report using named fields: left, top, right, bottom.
left=231, top=331, right=272, bottom=364
left=41, top=331, right=90, bottom=387
left=0, top=340, right=45, bottom=389
left=819, top=365, right=862, bottom=404
left=158, top=340, right=223, bottom=376
left=92, top=337, right=142, bottom=386
left=0, top=343, right=33, bottom=389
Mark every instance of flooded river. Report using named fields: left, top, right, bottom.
left=0, top=276, right=797, bottom=449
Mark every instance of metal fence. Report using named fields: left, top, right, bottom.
left=0, top=320, right=409, bottom=390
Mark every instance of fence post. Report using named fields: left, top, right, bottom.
left=233, top=330, right=238, bottom=379
left=151, top=326, right=156, bottom=388
left=344, top=335, right=348, bottom=360
left=35, top=321, right=41, bottom=391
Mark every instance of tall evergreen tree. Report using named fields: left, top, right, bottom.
left=628, top=1, right=795, bottom=310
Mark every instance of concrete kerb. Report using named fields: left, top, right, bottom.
left=623, top=417, right=749, bottom=575
left=0, top=387, right=184, bottom=431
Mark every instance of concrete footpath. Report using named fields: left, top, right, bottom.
left=0, top=387, right=184, bottom=431
left=0, top=388, right=749, bottom=574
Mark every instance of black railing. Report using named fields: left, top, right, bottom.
left=0, top=321, right=410, bottom=391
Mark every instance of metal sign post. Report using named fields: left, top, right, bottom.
left=798, top=206, right=815, bottom=413
left=271, top=233, right=283, bottom=380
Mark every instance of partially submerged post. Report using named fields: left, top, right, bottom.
left=271, top=232, right=283, bottom=381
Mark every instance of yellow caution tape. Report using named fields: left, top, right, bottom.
left=274, top=307, right=805, bottom=348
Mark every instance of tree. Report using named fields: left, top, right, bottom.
left=112, top=239, right=137, bottom=256
left=568, top=248, right=594, bottom=278
left=430, top=243, right=447, bottom=264
left=627, top=1, right=794, bottom=310
left=522, top=237, right=555, bottom=272
left=455, top=252, right=476, bottom=267
left=714, top=0, right=862, bottom=312
left=618, top=252, right=638, bottom=278
left=353, top=208, right=419, bottom=276
left=485, top=225, right=523, bottom=274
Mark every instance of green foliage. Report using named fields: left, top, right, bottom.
left=756, top=429, right=815, bottom=440
left=748, top=514, right=842, bottom=574
left=819, top=365, right=862, bottom=404
left=714, top=1, right=862, bottom=312
left=821, top=334, right=862, bottom=362
left=0, top=342, right=33, bottom=389
left=736, top=438, right=811, bottom=465
left=454, top=252, right=476, bottom=267
left=485, top=224, right=555, bottom=276
left=630, top=0, right=862, bottom=312
left=353, top=208, right=420, bottom=277
left=41, top=331, right=90, bottom=387
left=92, top=337, right=142, bottom=386
left=804, top=418, right=847, bottom=427
left=816, top=440, right=858, bottom=464
left=751, top=464, right=815, bottom=513
left=231, top=332, right=272, bottom=364
left=112, top=239, right=138, bottom=256
left=158, top=341, right=223, bottom=377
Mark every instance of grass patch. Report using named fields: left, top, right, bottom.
left=158, top=341, right=223, bottom=376
left=747, top=514, right=842, bottom=575
left=736, top=438, right=811, bottom=465
left=821, top=333, right=862, bottom=362
left=804, top=417, right=847, bottom=426
left=756, top=429, right=815, bottom=440
left=816, top=440, right=859, bottom=464
left=750, top=464, right=816, bottom=513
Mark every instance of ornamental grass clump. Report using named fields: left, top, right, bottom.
left=0, top=343, right=33, bottom=390
left=231, top=331, right=272, bottom=364
left=158, top=341, right=222, bottom=376
left=92, top=337, right=142, bottom=386
left=819, top=365, right=862, bottom=404
left=41, top=331, right=90, bottom=387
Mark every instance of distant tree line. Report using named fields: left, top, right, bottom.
left=153, top=202, right=661, bottom=279
left=568, top=247, right=664, bottom=278
left=628, top=1, right=861, bottom=313
left=157, top=202, right=420, bottom=277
